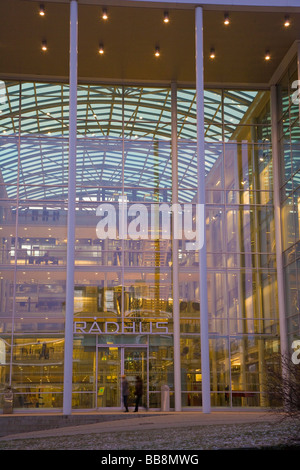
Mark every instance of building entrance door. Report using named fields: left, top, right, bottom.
left=97, top=347, right=121, bottom=408
left=97, top=346, right=147, bottom=409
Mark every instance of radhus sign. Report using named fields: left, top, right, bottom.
left=74, top=320, right=170, bottom=334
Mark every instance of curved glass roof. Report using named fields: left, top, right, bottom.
left=0, top=81, right=266, bottom=203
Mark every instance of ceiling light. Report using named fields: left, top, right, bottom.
left=265, top=50, right=271, bottom=61
left=99, top=43, right=104, bottom=54
left=102, top=8, right=108, bottom=20
left=224, top=13, right=230, bottom=25
left=155, top=46, right=160, bottom=57
left=284, top=15, right=291, bottom=27
left=210, top=48, right=215, bottom=59
left=39, top=4, right=45, bottom=16
left=163, top=11, right=169, bottom=23
left=41, top=40, right=47, bottom=51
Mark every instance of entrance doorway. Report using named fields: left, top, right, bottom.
left=96, top=346, right=147, bottom=409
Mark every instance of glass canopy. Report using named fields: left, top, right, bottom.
left=0, top=82, right=264, bottom=204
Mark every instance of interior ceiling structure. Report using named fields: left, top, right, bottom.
left=0, top=0, right=293, bottom=204
left=0, top=82, right=264, bottom=203
left=0, top=0, right=300, bottom=85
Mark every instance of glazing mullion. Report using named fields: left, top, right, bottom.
left=9, top=82, right=22, bottom=387
left=121, top=86, right=125, bottom=328
left=171, top=81, right=181, bottom=411
left=195, top=5, right=211, bottom=414
left=271, top=84, right=288, bottom=360
left=63, top=0, right=77, bottom=416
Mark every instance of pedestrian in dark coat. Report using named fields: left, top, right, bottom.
left=134, top=376, right=143, bottom=412
left=121, top=375, right=129, bottom=412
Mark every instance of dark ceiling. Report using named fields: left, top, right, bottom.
left=0, top=0, right=300, bottom=85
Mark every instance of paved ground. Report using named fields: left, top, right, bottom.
left=0, top=411, right=299, bottom=450
left=0, top=410, right=279, bottom=441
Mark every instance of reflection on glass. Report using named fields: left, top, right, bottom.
left=97, top=347, right=121, bottom=407
left=0, top=80, right=280, bottom=409
left=11, top=337, right=64, bottom=409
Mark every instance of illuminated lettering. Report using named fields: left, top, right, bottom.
left=74, top=321, right=87, bottom=333
left=122, top=322, right=136, bottom=333
left=156, top=322, right=168, bottom=333
left=88, top=321, right=103, bottom=334
left=74, top=320, right=170, bottom=335
left=104, top=321, right=119, bottom=333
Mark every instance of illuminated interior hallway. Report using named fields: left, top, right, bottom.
left=0, top=0, right=299, bottom=413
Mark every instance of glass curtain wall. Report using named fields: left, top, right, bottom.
left=0, top=80, right=280, bottom=410
left=73, top=86, right=173, bottom=409
left=177, top=88, right=279, bottom=407
left=0, top=81, right=68, bottom=409
left=278, top=57, right=300, bottom=348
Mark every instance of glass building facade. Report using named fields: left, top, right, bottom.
left=278, top=58, right=300, bottom=348
left=0, top=0, right=299, bottom=413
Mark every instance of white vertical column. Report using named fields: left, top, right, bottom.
left=195, top=6, right=211, bottom=414
left=271, top=85, right=288, bottom=359
left=63, top=0, right=78, bottom=416
left=171, top=81, right=181, bottom=411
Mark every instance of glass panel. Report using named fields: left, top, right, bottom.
left=0, top=79, right=280, bottom=410
left=97, top=347, right=121, bottom=407
left=15, top=270, right=66, bottom=334
left=124, top=347, right=147, bottom=410
left=0, top=270, right=14, bottom=332
left=149, top=335, right=173, bottom=394
left=210, top=337, right=230, bottom=407
left=123, top=87, right=172, bottom=140
left=181, top=336, right=201, bottom=407
left=11, top=337, right=64, bottom=409
left=77, top=85, right=122, bottom=138
left=281, top=196, right=296, bottom=251
left=72, top=336, right=96, bottom=409
left=208, top=272, right=227, bottom=335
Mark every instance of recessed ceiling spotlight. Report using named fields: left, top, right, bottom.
left=224, top=13, right=230, bottom=25
left=39, top=4, right=45, bottom=16
left=102, top=8, right=108, bottom=20
left=284, top=15, right=291, bottom=27
left=163, top=11, right=169, bottom=23
left=99, top=43, right=104, bottom=54
left=210, top=48, right=216, bottom=59
left=155, top=46, right=160, bottom=57
left=41, top=40, right=47, bottom=51
left=265, top=50, right=271, bottom=61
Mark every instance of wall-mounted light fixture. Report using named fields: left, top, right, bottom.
left=102, top=8, right=108, bottom=20
left=284, top=15, right=291, bottom=27
left=39, top=4, right=45, bottom=16
left=224, top=13, right=230, bottom=25
left=164, top=11, right=169, bottom=23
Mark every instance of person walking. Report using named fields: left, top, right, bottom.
left=134, top=375, right=143, bottom=412
left=121, top=375, right=129, bottom=412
